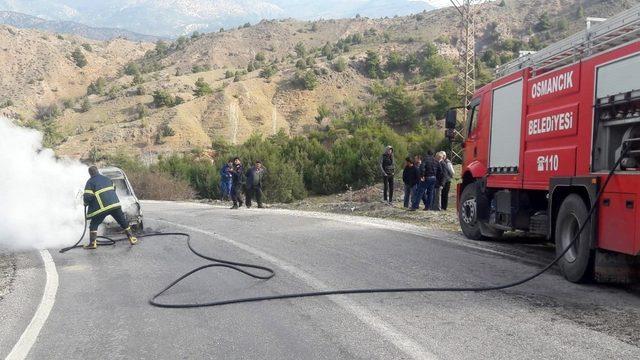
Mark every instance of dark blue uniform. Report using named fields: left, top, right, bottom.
left=83, top=174, right=129, bottom=231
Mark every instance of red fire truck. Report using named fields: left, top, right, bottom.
left=446, top=5, right=640, bottom=283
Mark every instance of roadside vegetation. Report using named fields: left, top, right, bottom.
left=102, top=98, right=447, bottom=203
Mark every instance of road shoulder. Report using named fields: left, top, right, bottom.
left=0, top=252, right=47, bottom=359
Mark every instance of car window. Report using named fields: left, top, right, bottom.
left=113, top=178, right=132, bottom=197
left=467, top=102, right=480, bottom=135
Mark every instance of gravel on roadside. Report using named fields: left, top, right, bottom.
left=275, top=182, right=462, bottom=233
left=0, top=252, right=16, bottom=301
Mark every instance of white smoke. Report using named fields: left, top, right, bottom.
left=0, top=117, right=87, bottom=250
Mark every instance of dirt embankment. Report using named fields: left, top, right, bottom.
left=276, top=181, right=461, bottom=233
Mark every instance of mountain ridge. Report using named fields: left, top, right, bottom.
left=0, top=0, right=437, bottom=37
left=0, top=11, right=162, bottom=42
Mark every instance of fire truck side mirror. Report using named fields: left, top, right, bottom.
left=445, top=109, right=457, bottom=130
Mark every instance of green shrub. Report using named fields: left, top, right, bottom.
left=155, top=40, right=169, bottom=56
left=152, top=90, right=177, bottom=107
left=80, top=98, right=92, bottom=112
left=131, top=73, right=144, bottom=86
left=420, top=55, right=454, bottom=80
left=0, top=99, right=14, bottom=108
left=124, top=62, right=141, bottom=76
left=35, top=104, right=61, bottom=121
left=425, top=79, right=460, bottom=119
left=294, top=42, right=306, bottom=58
left=295, top=70, right=318, bottom=90
left=334, top=57, right=347, bottom=72
left=259, top=64, right=278, bottom=79
left=536, top=12, right=552, bottom=32
left=61, top=98, right=74, bottom=109
left=386, top=51, right=404, bottom=72
left=71, top=48, right=87, bottom=68
left=364, top=50, right=384, bottom=79
left=161, top=122, right=175, bottom=137
left=383, top=86, right=417, bottom=126
left=192, top=64, right=211, bottom=73
left=136, top=103, right=148, bottom=119
left=194, top=77, right=213, bottom=97
left=87, top=77, right=106, bottom=95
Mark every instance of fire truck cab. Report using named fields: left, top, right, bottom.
left=447, top=5, right=640, bottom=283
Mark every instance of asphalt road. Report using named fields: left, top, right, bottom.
left=1, top=201, right=639, bottom=359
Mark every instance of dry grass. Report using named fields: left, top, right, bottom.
left=127, top=170, right=197, bottom=201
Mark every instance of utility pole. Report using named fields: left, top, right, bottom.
left=448, top=0, right=485, bottom=162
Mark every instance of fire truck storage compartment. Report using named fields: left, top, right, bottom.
left=598, top=193, right=638, bottom=255
left=593, top=53, right=640, bottom=172
left=489, top=79, right=523, bottom=173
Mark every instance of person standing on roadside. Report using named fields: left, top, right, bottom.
left=413, top=155, right=422, bottom=169
left=432, top=152, right=445, bottom=211
left=402, top=157, right=418, bottom=208
left=246, top=160, right=266, bottom=208
left=440, top=151, right=454, bottom=211
left=412, top=150, right=438, bottom=211
left=380, top=145, right=396, bottom=205
left=219, top=160, right=233, bottom=201
left=230, top=157, right=245, bottom=209
left=410, top=155, right=425, bottom=211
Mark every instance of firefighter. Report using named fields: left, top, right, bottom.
left=82, top=166, right=137, bottom=249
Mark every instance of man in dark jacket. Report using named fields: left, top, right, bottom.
left=246, top=160, right=266, bottom=208
left=411, top=150, right=438, bottom=211
left=432, top=151, right=445, bottom=211
left=230, top=158, right=245, bottom=209
left=402, top=157, right=418, bottom=208
left=380, top=145, right=395, bottom=204
left=83, top=166, right=137, bottom=249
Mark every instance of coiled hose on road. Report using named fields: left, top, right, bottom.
left=59, top=145, right=630, bottom=308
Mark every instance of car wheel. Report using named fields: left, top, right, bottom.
left=555, top=194, right=594, bottom=283
left=459, top=183, right=482, bottom=240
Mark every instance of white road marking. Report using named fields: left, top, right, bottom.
left=154, top=219, right=438, bottom=360
left=144, top=200, right=540, bottom=265
left=6, top=250, right=58, bottom=360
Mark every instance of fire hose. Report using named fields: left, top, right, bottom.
left=59, top=143, right=632, bottom=308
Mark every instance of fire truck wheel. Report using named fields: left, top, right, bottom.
left=459, top=183, right=482, bottom=240
left=555, top=194, right=595, bottom=283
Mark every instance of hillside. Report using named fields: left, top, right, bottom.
left=0, top=25, right=152, bottom=118
left=3, top=0, right=640, bottom=161
left=0, top=1, right=437, bottom=38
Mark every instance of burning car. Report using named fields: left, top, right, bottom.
left=99, top=166, right=143, bottom=231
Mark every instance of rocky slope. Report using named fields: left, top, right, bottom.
left=0, top=25, right=152, bottom=117
left=2, top=0, right=639, bottom=160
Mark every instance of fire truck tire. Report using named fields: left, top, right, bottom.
left=555, top=194, right=595, bottom=283
left=459, top=183, right=482, bottom=240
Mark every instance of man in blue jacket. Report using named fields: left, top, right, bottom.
left=83, top=166, right=138, bottom=249
left=219, top=160, right=233, bottom=200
